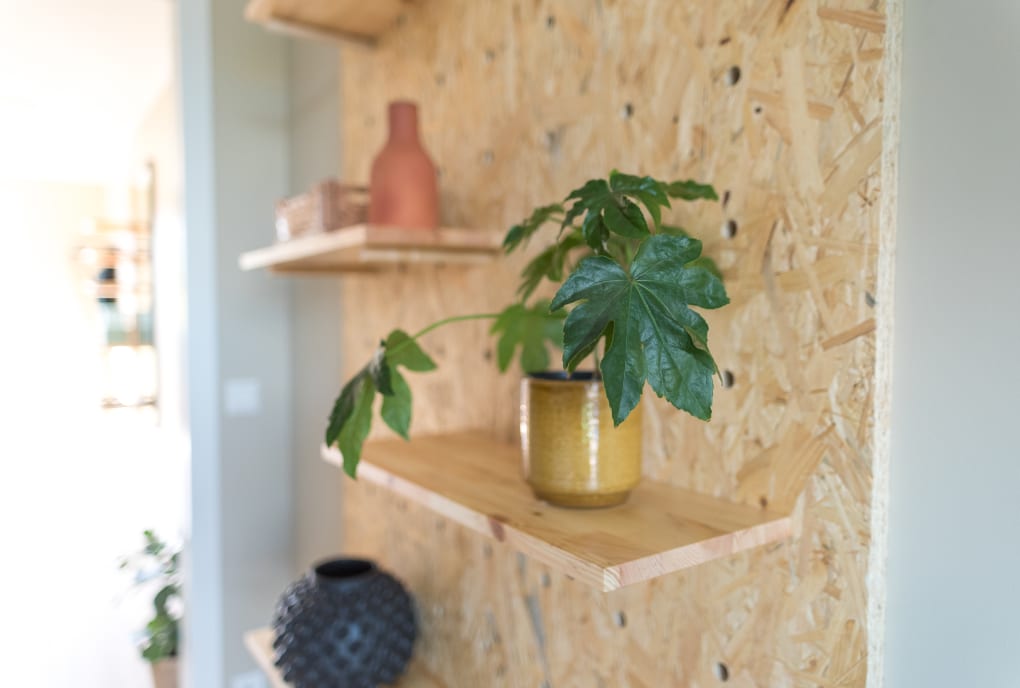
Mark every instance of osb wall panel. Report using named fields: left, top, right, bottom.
left=336, top=1, right=898, bottom=686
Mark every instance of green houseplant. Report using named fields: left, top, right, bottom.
left=120, top=530, right=181, bottom=688
left=326, top=171, right=728, bottom=505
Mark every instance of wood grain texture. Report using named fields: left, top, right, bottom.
left=323, top=433, right=793, bottom=591
left=335, top=0, right=900, bottom=685
left=238, top=224, right=502, bottom=273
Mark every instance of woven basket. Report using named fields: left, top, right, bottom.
left=275, top=180, right=368, bottom=242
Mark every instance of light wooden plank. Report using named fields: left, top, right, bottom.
left=244, top=628, right=288, bottom=688
left=322, top=433, right=793, bottom=591
left=238, top=225, right=502, bottom=273
left=245, top=0, right=411, bottom=42
left=245, top=627, right=448, bottom=687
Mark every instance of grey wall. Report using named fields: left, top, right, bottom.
left=884, top=2, right=1020, bottom=686
left=179, top=0, right=294, bottom=685
left=287, top=39, right=345, bottom=571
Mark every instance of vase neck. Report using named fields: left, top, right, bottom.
left=313, top=559, right=377, bottom=590
left=387, top=102, right=420, bottom=144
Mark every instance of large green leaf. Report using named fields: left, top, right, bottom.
left=550, top=234, right=729, bottom=424
left=368, top=348, right=393, bottom=395
left=517, top=230, right=586, bottom=299
left=661, top=224, right=723, bottom=278
left=503, top=203, right=564, bottom=253
left=323, top=367, right=382, bottom=477
left=384, top=329, right=437, bottom=372
left=664, top=179, right=718, bottom=201
left=490, top=300, right=565, bottom=373
left=377, top=330, right=436, bottom=443
left=563, top=175, right=657, bottom=243
left=337, top=373, right=375, bottom=477
left=326, top=368, right=368, bottom=449
left=609, top=171, right=671, bottom=228
left=326, top=329, right=438, bottom=476
left=380, top=369, right=412, bottom=439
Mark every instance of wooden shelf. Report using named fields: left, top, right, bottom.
left=245, top=0, right=411, bottom=44
left=244, top=628, right=288, bottom=688
left=239, top=225, right=502, bottom=274
left=323, top=432, right=795, bottom=591
left=245, top=627, right=441, bottom=687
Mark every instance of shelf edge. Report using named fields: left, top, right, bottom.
left=322, top=442, right=795, bottom=591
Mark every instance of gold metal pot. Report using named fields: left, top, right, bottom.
left=520, top=372, right=642, bottom=507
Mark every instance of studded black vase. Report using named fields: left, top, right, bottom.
left=272, top=559, right=417, bottom=688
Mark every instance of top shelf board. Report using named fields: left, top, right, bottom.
left=323, top=432, right=795, bottom=591
left=239, top=224, right=503, bottom=274
left=244, top=0, right=413, bottom=44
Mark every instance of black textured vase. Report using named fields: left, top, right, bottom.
left=272, top=559, right=416, bottom=688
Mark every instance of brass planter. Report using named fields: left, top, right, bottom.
left=520, top=372, right=642, bottom=507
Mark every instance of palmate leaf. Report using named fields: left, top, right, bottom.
left=517, top=230, right=585, bottom=300
left=664, top=179, right=718, bottom=201
left=609, top=171, right=671, bottom=228
left=383, top=329, right=437, bottom=372
left=661, top=225, right=723, bottom=279
left=550, top=234, right=729, bottom=425
left=490, top=300, right=565, bottom=373
left=561, top=172, right=677, bottom=247
left=503, top=203, right=564, bottom=253
left=567, top=177, right=651, bottom=241
left=325, top=329, right=437, bottom=477
left=380, top=370, right=412, bottom=440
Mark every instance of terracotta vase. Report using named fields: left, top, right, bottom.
left=368, top=101, right=439, bottom=229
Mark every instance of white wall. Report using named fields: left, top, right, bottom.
left=884, top=2, right=1020, bottom=686
left=178, top=0, right=294, bottom=685
left=0, top=181, right=157, bottom=688
left=287, top=38, right=345, bottom=573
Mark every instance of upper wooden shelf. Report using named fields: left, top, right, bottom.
left=323, top=432, right=794, bottom=591
left=239, top=225, right=503, bottom=274
left=245, top=0, right=411, bottom=44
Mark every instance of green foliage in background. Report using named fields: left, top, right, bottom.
left=119, top=530, right=181, bottom=663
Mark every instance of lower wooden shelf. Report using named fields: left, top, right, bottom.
left=244, top=628, right=288, bottom=688
left=245, top=627, right=444, bottom=687
left=323, top=432, right=794, bottom=591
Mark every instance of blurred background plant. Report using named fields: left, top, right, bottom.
left=119, top=529, right=181, bottom=663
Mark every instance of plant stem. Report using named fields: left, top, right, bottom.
left=374, top=312, right=502, bottom=367
left=410, top=312, right=502, bottom=341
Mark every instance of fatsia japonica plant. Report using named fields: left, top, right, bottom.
left=326, top=171, right=729, bottom=477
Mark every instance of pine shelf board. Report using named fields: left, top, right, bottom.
left=238, top=225, right=502, bottom=274
left=245, top=627, right=444, bottom=688
left=322, top=432, right=794, bottom=591
left=244, top=628, right=289, bottom=688
left=244, top=0, right=412, bottom=44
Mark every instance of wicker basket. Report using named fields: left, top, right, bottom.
left=275, top=180, right=369, bottom=242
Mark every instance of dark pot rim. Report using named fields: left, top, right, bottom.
left=526, top=370, right=600, bottom=382
left=312, top=558, right=378, bottom=587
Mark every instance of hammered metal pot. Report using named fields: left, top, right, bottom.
left=520, top=372, right=643, bottom=507
left=272, top=559, right=416, bottom=688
